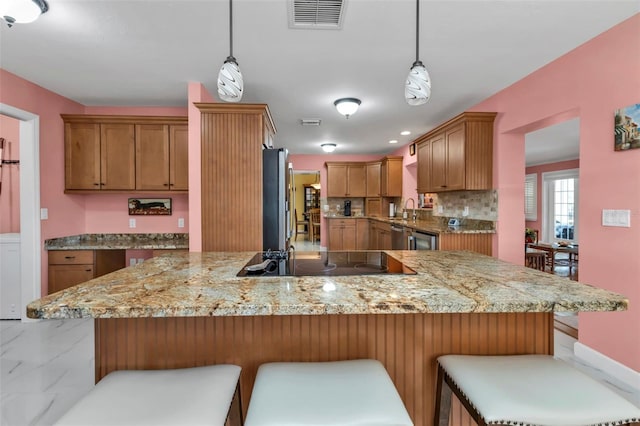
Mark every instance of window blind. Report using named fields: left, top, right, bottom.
left=525, top=173, right=537, bottom=221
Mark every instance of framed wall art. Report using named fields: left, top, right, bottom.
left=128, top=198, right=172, bottom=215
left=409, top=143, right=416, bottom=156
left=614, top=103, right=640, bottom=151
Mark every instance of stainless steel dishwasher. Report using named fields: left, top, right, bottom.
left=408, top=230, right=438, bottom=250
left=391, top=225, right=408, bottom=250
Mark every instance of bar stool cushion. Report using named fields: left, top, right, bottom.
left=245, top=359, right=413, bottom=426
left=438, top=355, right=640, bottom=426
left=54, top=365, right=241, bottom=426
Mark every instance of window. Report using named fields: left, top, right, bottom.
left=524, top=173, right=537, bottom=221
left=542, top=169, right=579, bottom=243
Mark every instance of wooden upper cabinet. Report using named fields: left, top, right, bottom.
left=136, top=124, right=170, bottom=190
left=65, top=122, right=101, bottom=190
left=100, top=123, right=135, bottom=190
left=169, top=125, right=189, bottom=191
left=326, top=164, right=348, bottom=197
left=346, top=164, right=366, bottom=197
left=326, top=163, right=366, bottom=197
left=62, top=115, right=188, bottom=193
left=415, top=112, right=496, bottom=193
left=416, top=140, right=431, bottom=194
left=380, top=156, right=403, bottom=197
left=366, top=162, right=381, bottom=197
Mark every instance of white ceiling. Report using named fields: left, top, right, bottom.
left=1, top=1, right=637, bottom=155
left=525, top=118, right=580, bottom=167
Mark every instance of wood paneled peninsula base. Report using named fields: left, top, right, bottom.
left=27, top=251, right=628, bottom=426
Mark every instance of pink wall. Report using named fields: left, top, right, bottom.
left=290, top=154, right=380, bottom=246
left=187, top=82, right=215, bottom=252
left=391, top=143, right=418, bottom=205
left=0, top=114, right=20, bottom=233
left=525, top=159, right=579, bottom=234
left=469, top=15, right=640, bottom=370
left=0, top=69, right=86, bottom=295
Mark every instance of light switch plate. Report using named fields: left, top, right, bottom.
left=40, top=208, right=48, bottom=220
left=178, top=218, right=185, bottom=228
left=602, top=209, right=631, bottom=227
left=462, top=206, right=469, bottom=217
left=129, top=218, right=136, bottom=228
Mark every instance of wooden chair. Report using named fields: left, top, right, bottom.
left=309, top=208, right=321, bottom=244
left=294, top=209, right=309, bottom=241
left=525, top=248, right=547, bottom=271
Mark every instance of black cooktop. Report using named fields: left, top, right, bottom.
left=237, top=251, right=417, bottom=277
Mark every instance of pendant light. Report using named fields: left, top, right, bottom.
left=217, top=0, right=243, bottom=102
left=404, top=0, right=431, bottom=106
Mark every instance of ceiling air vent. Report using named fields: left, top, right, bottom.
left=301, top=119, right=322, bottom=126
left=288, top=0, right=346, bottom=30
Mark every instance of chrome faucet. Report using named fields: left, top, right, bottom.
left=405, top=198, right=417, bottom=222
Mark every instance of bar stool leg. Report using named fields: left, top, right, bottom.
left=434, top=365, right=452, bottom=426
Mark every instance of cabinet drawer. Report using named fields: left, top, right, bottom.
left=48, top=250, right=94, bottom=265
left=49, top=265, right=95, bottom=293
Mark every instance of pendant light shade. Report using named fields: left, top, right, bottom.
left=405, top=0, right=431, bottom=105
left=217, top=0, right=243, bottom=102
left=1, top=0, right=48, bottom=27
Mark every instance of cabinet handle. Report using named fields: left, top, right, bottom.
left=164, top=183, right=169, bottom=186
left=100, top=182, right=106, bottom=186
left=169, top=183, right=174, bottom=187
left=64, top=256, right=75, bottom=259
left=93, top=183, right=100, bottom=186
left=85, top=269, right=92, bottom=272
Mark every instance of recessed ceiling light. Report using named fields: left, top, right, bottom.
left=321, top=143, right=336, bottom=153
left=389, top=140, right=398, bottom=144
left=400, top=130, right=411, bottom=136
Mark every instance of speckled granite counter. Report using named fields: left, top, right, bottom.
left=44, top=233, right=189, bottom=250
left=325, top=216, right=495, bottom=234
left=27, top=250, right=626, bottom=319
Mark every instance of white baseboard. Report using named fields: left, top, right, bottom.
left=574, top=342, right=640, bottom=392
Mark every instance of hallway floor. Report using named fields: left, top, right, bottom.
left=1, top=318, right=638, bottom=425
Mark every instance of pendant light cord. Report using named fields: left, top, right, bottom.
left=229, top=0, right=234, bottom=57
left=415, top=0, right=419, bottom=62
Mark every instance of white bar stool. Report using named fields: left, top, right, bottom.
left=245, top=359, right=413, bottom=426
left=435, top=354, right=640, bottom=426
left=54, top=365, right=242, bottom=426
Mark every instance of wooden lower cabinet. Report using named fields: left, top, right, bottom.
left=356, top=219, right=369, bottom=250
left=327, top=219, right=356, bottom=250
left=369, top=220, right=391, bottom=250
left=439, top=233, right=492, bottom=256
left=95, top=312, right=553, bottom=426
left=48, top=250, right=125, bottom=294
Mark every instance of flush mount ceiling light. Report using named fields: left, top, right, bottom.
left=1, top=0, right=48, bottom=27
left=334, top=98, right=361, bottom=119
left=321, top=143, right=337, bottom=153
left=217, top=0, right=243, bottom=102
left=405, top=0, right=431, bottom=106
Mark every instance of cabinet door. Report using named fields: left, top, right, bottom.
left=445, top=124, right=466, bottom=191
left=346, top=165, right=366, bottom=197
left=380, top=229, right=392, bottom=250
left=49, top=265, right=95, bottom=294
left=369, top=222, right=379, bottom=250
left=328, top=223, right=344, bottom=250
left=416, top=141, right=431, bottom=193
left=366, top=162, right=381, bottom=197
left=342, top=225, right=357, bottom=250
left=100, top=124, right=135, bottom=190
left=430, top=132, right=447, bottom=191
left=366, top=198, right=382, bottom=217
left=136, top=124, right=170, bottom=190
left=356, top=219, right=369, bottom=250
left=65, top=123, right=101, bottom=190
left=381, top=158, right=402, bottom=197
left=170, top=125, right=189, bottom=190
left=326, top=164, right=348, bottom=197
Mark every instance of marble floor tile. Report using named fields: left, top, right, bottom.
left=1, top=319, right=638, bottom=425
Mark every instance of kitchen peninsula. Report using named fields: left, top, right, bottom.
left=27, top=251, right=628, bottom=426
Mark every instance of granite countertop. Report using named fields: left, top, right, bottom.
left=325, top=216, right=495, bottom=234
left=27, top=250, right=627, bottom=319
left=44, top=233, right=189, bottom=250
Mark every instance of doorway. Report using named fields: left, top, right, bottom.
left=291, top=170, right=321, bottom=250
left=0, top=104, right=41, bottom=322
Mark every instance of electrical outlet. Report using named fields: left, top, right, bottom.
left=129, top=218, right=136, bottom=228
left=10, top=304, right=16, bottom=314
left=137, top=258, right=144, bottom=264
left=178, top=217, right=185, bottom=228
left=130, top=258, right=137, bottom=266
left=437, top=205, right=444, bottom=214
left=40, top=208, right=48, bottom=220
left=463, top=206, right=469, bottom=217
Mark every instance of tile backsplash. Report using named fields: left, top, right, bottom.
left=431, top=190, right=498, bottom=221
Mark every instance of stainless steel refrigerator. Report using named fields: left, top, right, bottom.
left=263, top=148, right=292, bottom=251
